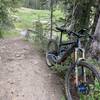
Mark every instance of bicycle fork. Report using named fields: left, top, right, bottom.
left=75, top=48, right=86, bottom=86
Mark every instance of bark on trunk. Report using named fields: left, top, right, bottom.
left=91, top=15, right=100, bottom=60
left=91, top=0, right=100, bottom=34
left=70, top=0, right=93, bottom=31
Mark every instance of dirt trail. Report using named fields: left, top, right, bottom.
left=0, top=38, right=64, bottom=100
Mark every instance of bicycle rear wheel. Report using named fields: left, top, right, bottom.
left=65, top=61, right=100, bottom=100
left=46, top=39, right=58, bottom=67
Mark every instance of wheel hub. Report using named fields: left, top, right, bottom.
left=77, top=83, right=90, bottom=95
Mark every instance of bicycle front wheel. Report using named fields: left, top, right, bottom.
left=65, top=61, right=100, bottom=100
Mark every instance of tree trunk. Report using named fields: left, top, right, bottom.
left=91, top=15, right=100, bottom=60
left=68, top=0, right=94, bottom=31
left=91, top=0, right=100, bottom=34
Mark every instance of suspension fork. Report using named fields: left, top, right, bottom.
left=75, top=48, right=86, bottom=86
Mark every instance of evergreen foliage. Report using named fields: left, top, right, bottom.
left=0, top=0, right=22, bottom=37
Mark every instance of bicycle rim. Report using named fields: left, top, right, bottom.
left=46, top=40, right=58, bottom=67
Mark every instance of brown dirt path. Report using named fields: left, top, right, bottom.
left=0, top=38, right=64, bottom=100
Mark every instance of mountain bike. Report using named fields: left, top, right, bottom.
left=46, top=27, right=100, bottom=100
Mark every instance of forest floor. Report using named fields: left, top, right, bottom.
left=0, top=37, right=64, bottom=100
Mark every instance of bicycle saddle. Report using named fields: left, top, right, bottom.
left=56, top=27, right=67, bottom=32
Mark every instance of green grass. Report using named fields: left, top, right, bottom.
left=14, top=7, right=64, bottom=28
left=14, top=7, right=50, bottom=29
left=2, top=29, right=20, bottom=38
left=61, top=96, right=66, bottom=100
left=3, top=7, right=64, bottom=38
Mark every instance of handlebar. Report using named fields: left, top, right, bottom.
left=56, top=27, right=93, bottom=39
